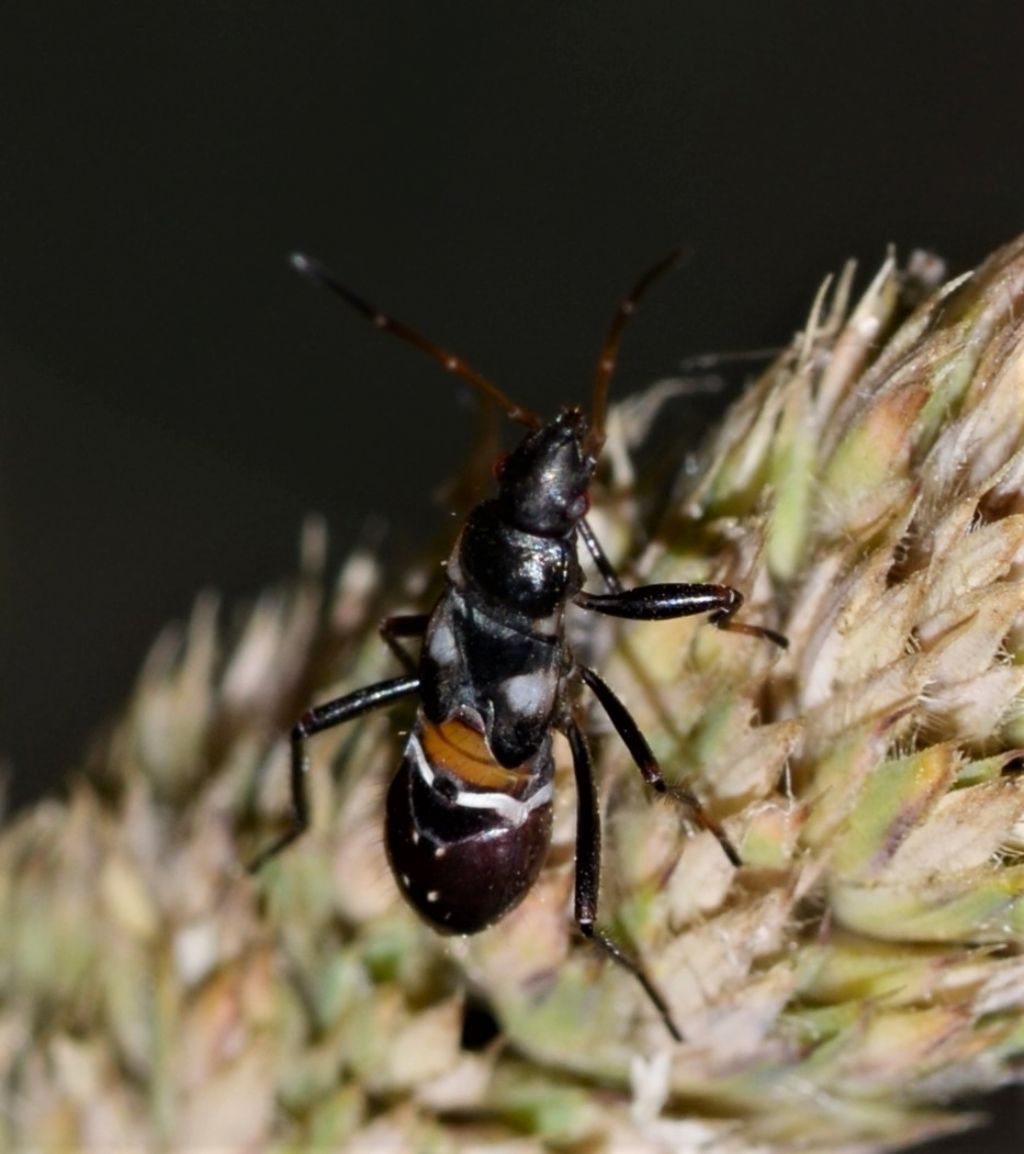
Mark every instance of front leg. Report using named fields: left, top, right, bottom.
left=575, top=583, right=788, bottom=648
left=563, top=716, right=683, bottom=1042
left=248, top=674, right=419, bottom=872
left=577, top=516, right=625, bottom=595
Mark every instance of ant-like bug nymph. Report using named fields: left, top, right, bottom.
left=250, top=250, right=788, bottom=1041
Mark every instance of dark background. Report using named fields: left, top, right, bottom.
left=1, top=6, right=1022, bottom=1147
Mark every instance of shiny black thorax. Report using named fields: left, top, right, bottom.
left=460, top=500, right=581, bottom=621
left=419, top=412, right=593, bottom=768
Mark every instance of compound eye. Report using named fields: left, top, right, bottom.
left=492, top=453, right=509, bottom=481
left=566, top=492, right=590, bottom=521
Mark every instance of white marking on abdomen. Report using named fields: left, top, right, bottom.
left=405, top=733, right=552, bottom=828
left=454, top=780, right=553, bottom=825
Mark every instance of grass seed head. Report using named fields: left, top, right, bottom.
left=5, top=238, right=1024, bottom=1151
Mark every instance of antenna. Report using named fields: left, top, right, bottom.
left=290, top=253, right=542, bottom=430
left=587, top=245, right=689, bottom=454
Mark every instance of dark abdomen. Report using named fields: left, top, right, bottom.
left=385, top=716, right=554, bottom=934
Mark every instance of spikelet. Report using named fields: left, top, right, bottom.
left=4, top=237, right=1024, bottom=1152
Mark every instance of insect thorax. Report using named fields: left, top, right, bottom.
left=458, top=500, right=582, bottom=620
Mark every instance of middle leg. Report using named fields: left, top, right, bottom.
left=248, top=673, right=420, bottom=872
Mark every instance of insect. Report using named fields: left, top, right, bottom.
left=250, top=250, right=788, bottom=1040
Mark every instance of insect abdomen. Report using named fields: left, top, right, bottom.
left=385, top=716, right=554, bottom=934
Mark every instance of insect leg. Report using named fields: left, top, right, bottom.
left=577, top=517, right=624, bottom=594
left=248, top=673, right=420, bottom=872
left=578, top=665, right=740, bottom=867
left=575, top=583, right=788, bottom=649
left=380, top=613, right=430, bottom=672
left=563, top=715, right=683, bottom=1042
